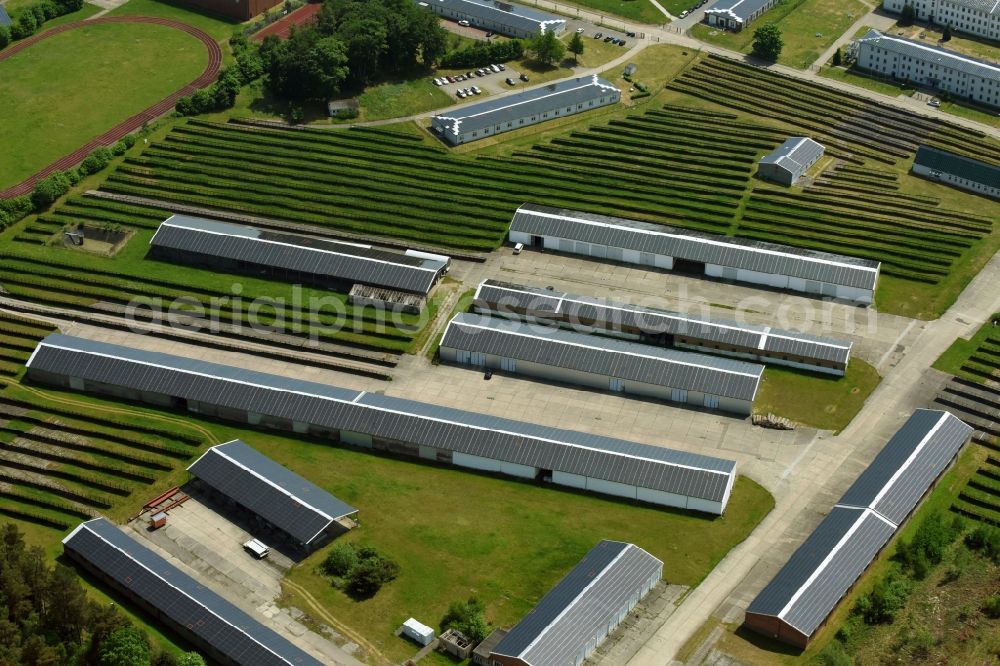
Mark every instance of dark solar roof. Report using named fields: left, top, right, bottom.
left=837, top=409, right=973, bottom=524
left=433, top=76, right=619, bottom=136
left=28, top=335, right=738, bottom=505
left=151, top=215, right=447, bottom=294
left=745, top=507, right=895, bottom=637
left=441, top=312, right=764, bottom=401
left=492, top=540, right=662, bottom=665
left=474, top=280, right=852, bottom=365
left=745, top=409, right=972, bottom=639
left=187, top=440, right=357, bottom=544
left=62, top=518, right=323, bottom=666
left=914, top=145, right=1000, bottom=189
left=509, top=204, right=881, bottom=290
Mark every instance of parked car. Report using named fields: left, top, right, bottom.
left=446, top=75, right=456, bottom=83
left=466, top=71, right=474, bottom=78
left=458, top=19, right=470, bottom=26
left=575, top=27, right=584, bottom=33
left=476, top=68, right=485, bottom=76
left=679, top=9, right=689, bottom=17
left=432, top=78, right=442, bottom=85
left=484, top=368, right=493, bottom=380
left=520, top=73, right=529, bottom=82
left=625, top=30, right=636, bottom=37
left=498, top=63, right=506, bottom=70
left=505, top=77, right=516, bottom=85
left=619, top=40, right=626, bottom=46
left=928, top=98, right=941, bottom=107
left=604, top=35, right=613, bottom=42
left=485, top=31, right=494, bottom=37
left=243, top=539, right=270, bottom=559
left=594, top=32, right=603, bottom=39
left=490, top=64, right=501, bottom=72
left=457, top=90, right=466, bottom=98
left=471, top=86, right=481, bottom=94
left=513, top=242, right=524, bottom=254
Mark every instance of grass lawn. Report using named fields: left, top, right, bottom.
left=692, top=0, right=867, bottom=68
left=557, top=0, right=665, bottom=24
left=357, top=77, right=454, bottom=121
left=107, top=0, right=239, bottom=42
left=890, top=21, right=1000, bottom=63
left=0, top=22, right=207, bottom=191
left=752, top=359, right=881, bottom=432
left=933, top=317, right=1000, bottom=379
left=818, top=63, right=916, bottom=97
left=709, top=442, right=992, bottom=665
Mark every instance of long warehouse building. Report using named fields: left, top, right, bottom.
left=63, top=517, right=323, bottom=666
left=508, top=204, right=881, bottom=304
left=440, top=312, right=764, bottom=415
left=473, top=280, right=853, bottom=375
left=26, top=334, right=739, bottom=514
left=489, top=540, right=662, bottom=666
left=744, top=409, right=973, bottom=648
left=150, top=214, right=450, bottom=310
left=187, top=440, right=358, bottom=550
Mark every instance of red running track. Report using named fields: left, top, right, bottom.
left=251, top=3, right=322, bottom=43
left=0, top=16, right=223, bottom=199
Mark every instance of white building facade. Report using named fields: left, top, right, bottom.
left=882, top=0, right=1000, bottom=42
left=854, top=30, right=1000, bottom=108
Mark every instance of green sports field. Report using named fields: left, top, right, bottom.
left=0, top=21, right=208, bottom=191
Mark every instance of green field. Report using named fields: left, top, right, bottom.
left=691, top=0, right=867, bottom=68
left=107, top=0, right=239, bottom=41
left=0, top=345, right=773, bottom=664
left=0, top=21, right=208, bottom=191
left=934, top=317, right=1000, bottom=384
left=752, top=359, right=881, bottom=432
left=558, top=0, right=665, bottom=24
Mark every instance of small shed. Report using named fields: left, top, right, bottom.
left=149, top=512, right=167, bottom=529
left=402, top=618, right=435, bottom=647
left=758, top=137, right=825, bottom=186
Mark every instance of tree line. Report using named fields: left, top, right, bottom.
left=0, top=0, right=83, bottom=50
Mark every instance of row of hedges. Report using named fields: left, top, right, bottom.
left=438, top=38, right=524, bottom=69
left=0, top=0, right=83, bottom=49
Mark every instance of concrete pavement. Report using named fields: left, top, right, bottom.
left=625, top=249, right=1000, bottom=665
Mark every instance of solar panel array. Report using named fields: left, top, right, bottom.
left=745, top=410, right=973, bottom=642
left=441, top=312, right=764, bottom=401
left=151, top=215, right=446, bottom=294
left=27, top=334, right=737, bottom=506
left=492, top=540, right=663, bottom=666
left=509, top=204, right=880, bottom=290
left=474, top=280, right=852, bottom=366
left=187, top=440, right=357, bottom=544
left=62, top=518, right=323, bottom=666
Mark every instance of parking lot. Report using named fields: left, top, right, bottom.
left=434, top=62, right=524, bottom=99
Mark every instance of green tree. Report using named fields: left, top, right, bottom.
left=899, top=3, right=915, bottom=26
left=751, top=23, right=783, bottom=62
left=567, top=31, right=584, bottom=64
left=98, top=627, right=151, bottom=666
left=942, top=24, right=952, bottom=41
left=528, top=29, right=565, bottom=66
left=177, top=652, right=207, bottom=666
left=441, top=597, right=489, bottom=642
left=322, top=543, right=358, bottom=577
left=832, top=47, right=842, bottom=67
left=263, top=30, right=349, bottom=103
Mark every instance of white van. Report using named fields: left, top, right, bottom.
left=513, top=242, right=524, bottom=255
left=243, top=538, right=270, bottom=559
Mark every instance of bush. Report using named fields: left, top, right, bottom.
left=31, top=171, right=72, bottom=209
left=12, top=11, right=38, bottom=40
left=322, top=543, right=358, bottom=577
left=965, top=524, right=1000, bottom=562
left=0, top=195, right=33, bottom=228
left=438, top=39, right=524, bottom=69
left=176, top=66, right=246, bottom=116
left=854, top=566, right=911, bottom=624
left=898, top=511, right=963, bottom=577
left=79, top=147, right=114, bottom=176
left=0, top=26, right=10, bottom=49
left=441, top=597, right=489, bottom=643
left=818, top=641, right=852, bottom=666
left=98, top=626, right=151, bottom=666
left=984, top=594, right=1000, bottom=619
left=345, top=554, right=400, bottom=598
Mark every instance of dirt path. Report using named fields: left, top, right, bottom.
left=0, top=16, right=222, bottom=199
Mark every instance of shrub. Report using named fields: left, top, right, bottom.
left=0, top=26, right=10, bottom=49
left=438, top=39, right=524, bottom=69
left=984, top=594, right=1000, bottom=619
left=13, top=11, right=38, bottom=40
left=0, top=195, right=33, bottom=228
left=322, top=543, right=357, bottom=577
left=898, top=511, right=963, bottom=577
left=965, top=524, right=1000, bottom=562
left=31, top=171, right=72, bottom=209
left=854, top=567, right=911, bottom=624
left=79, top=147, right=114, bottom=176
left=441, top=597, right=489, bottom=643
left=818, top=642, right=852, bottom=666
left=98, top=626, right=151, bottom=666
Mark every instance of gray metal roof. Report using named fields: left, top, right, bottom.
left=419, top=0, right=565, bottom=33
left=150, top=214, right=447, bottom=294
left=946, top=0, right=999, bottom=13
left=837, top=409, right=973, bottom=524
left=474, top=280, right=852, bottom=365
left=62, top=518, right=323, bottom=666
left=745, top=409, right=972, bottom=639
left=745, top=507, right=895, bottom=638
left=441, top=312, right=764, bottom=401
left=0, top=6, right=11, bottom=26
left=704, top=0, right=776, bottom=21
left=492, top=540, right=662, bottom=665
left=187, top=440, right=357, bottom=545
left=433, top=76, right=619, bottom=137
left=28, top=334, right=738, bottom=505
left=759, top=137, right=825, bottom=179
left=857, top=30, right=1000, bottom=83
left=509, top=204, right=881, bottom=290
left=914, top=145, right=1000, bottom=189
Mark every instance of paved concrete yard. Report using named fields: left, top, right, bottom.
left=128, top=495, right=365, bottom=665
